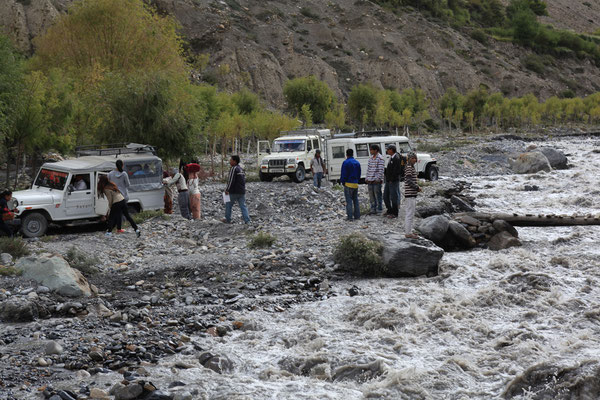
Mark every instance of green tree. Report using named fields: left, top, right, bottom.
left=0, top=34, right=24, bottom=152
left=439, top=87, right=464, bottom=130
left=283, top=76, right=335, bottom=123
left=347, top=83, right=378, bottom=129
left=231, top=89, right=260, bottom=115
left=463, top=85, right=489, bottom=127
left=324, top=102, right=346, bottom=132
left=300, top=104, right=313, bottom=127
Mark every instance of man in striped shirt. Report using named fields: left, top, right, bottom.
left=404, top=151, right=421, bottom=238
left=366, top=144, right=385, bottom=214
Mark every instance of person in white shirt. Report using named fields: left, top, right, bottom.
left=188, top=170, right=201, bottom=219
left=163, top=168, right=191, bottom=220
left=310, top=150, right=325, bottom=189
left=72, top=175, right=88, bottom=191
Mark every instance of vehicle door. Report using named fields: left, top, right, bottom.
left=65, top=172, right=95, bottom=217
left=94, top=172, right=109, bottom=216
left=257, top=140, right=271, bottom=166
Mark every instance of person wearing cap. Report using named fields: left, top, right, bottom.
left=163, top=167, right=191, bottom=220
left=404, top=151, right=421, bottom=238
left=340, top=148, right=362, bottom=221
left=310, top=149, right=326, bottom=189
left=366, top=144, right=385, bottom=214
left=383, top=144, right=405, bottom=218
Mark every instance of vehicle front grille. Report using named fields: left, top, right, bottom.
left=269, top=159, right=286, bottom=167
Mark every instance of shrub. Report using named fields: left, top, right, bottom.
left=300, top=7, right=320, bottom=20
left=248, top=231, right=276, bottom=249
left=0, top=266, right=21, bottom=276
left=333, top=233, right=384, bottom=276
left=0, top=237, right=30, bottom=259
left=522, top=54, right=545, bottom=73
left=132, top=209, right=166, bottom=225
left=65, top=246, right=100, bottom=275
left=470, top=29, right=488, bottom=45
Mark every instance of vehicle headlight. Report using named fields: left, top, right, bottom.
left=261, top=159, right=269, bottom=165
left=287, top=158, right=296, bottom=164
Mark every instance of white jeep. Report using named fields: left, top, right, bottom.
left=257, top=129, right=330, bottom=183
left=11, top=144, right=164, bottom=238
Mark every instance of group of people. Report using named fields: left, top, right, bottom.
left=339, top=144, right=421, bottom=239
left=162, top=155, right=250, bottom=225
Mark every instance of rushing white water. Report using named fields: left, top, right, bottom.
left=90, top=137, right=600, bottom=399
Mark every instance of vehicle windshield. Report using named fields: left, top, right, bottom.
left=272, top=139, right=305, bottom=152
left=34, top=168, right=68, bottom=190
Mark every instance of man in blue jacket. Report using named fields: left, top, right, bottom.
left=340, top=148, right=362, bottom=221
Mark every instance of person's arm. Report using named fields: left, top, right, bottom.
left=405, top=167, right=419, bottom=191
left=163, top=173, right=180, bottom=186
left=340, top=161, right=347, bottom=184
left=124, top=173, right=130, bottom=189
left=225, top=166, right=236, bottom=194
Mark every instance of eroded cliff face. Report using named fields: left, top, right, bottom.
left=2, top=0, right=599, bottom=108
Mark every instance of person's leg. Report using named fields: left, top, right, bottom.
left=368, top=184, right=376, bottom=213
left=313, top=173, right=318, bottom=188
left=0, top=221, right=13, bottom=237
left=178, top=191, right=191, bottom=219
left=405, top=197, right=416, bottom=236
left=317, top=172, right=323, bottom=188
left=383, top=182, right=391, bottom=214
left=107, top=204, right=120, bottom=232
left=352, top=188, right=360, bottom=220
left=375, top=183, right=383, bottom=213
left=164, top=193, right=173, bottom=214
left=224, top=196, right=234, bottom=222
left=237, top=194, right=251, bottom=223
left=390, top=181, right=399, bottom=216
left=343, top=186, right=353, bottom=220
left=121, top=202, right=138, bottom=231
left=395, top=180, right=402, bottom=208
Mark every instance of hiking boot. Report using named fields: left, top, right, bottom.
left=135, top=229, right=141, bottom=238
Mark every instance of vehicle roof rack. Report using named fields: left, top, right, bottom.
left=281, top=128, right=328, bottom=136
left=75, top=143, right=157, bottom=157
left=332, top=130, right=394, bottom=138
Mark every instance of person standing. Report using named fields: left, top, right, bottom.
left=108, top=159, right=136, bottom=233
left=340, top=148, right=362, bottom=221
left=163, top=167, right=191, bottom=220
left=188, top=170, right=202, bottom=220
left=162, top=170, right=173, bottom=214
left=404, top=152, right=421, bottom=239
left=366, top=144, right=385, bottom=214
left=311, top=150, right=326, bottom=189
left=97, top=175, right=140, bottom=237
left=223, top=155, right=250, bottom=224
left=0, top=189, right=14, bottom=237
left=383, top=144, right=405, bottom=219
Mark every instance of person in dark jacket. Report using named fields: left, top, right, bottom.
left=0, top=189, right=14, bottom=237
left=383, top=144, right=406, bottom=218
left=223, top=155, right=250, bottom=224
left=340, top=148, right=362, bottom=221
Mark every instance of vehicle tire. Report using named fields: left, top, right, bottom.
left=21, top=212, right=48, bottom=238
left=127, top=204, right=140, bottom=215
left=426, top=164, right=439, bottom=181
left=292, top=165, right=306, bottom=183
left=259, top=171, right=273, bottom=182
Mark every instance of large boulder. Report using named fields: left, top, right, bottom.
left=15, top=254, right=92, bottom=297
left=450, top=195, right=475, bottom=212
left=509, top=152, right=551, bottom=174
left=417, top=215, right=450, bottom=245
left=538, top=147, right=568, bottom=170
left=381, top=235, right=444, bottom=277
left=0, top=298, right=48, bottom=322
left=487, top=231, right=522, bottom=251
left=492, top=219, right=518, bottom=238
left=447, top=220, right=476, bottom=249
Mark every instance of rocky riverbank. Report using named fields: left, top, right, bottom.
left=0, top=133, right=581, bottom=399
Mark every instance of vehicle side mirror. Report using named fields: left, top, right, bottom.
left=67, top=186, right=74, bottom=194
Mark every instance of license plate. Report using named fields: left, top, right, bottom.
left=270, top=168, right=284, bottom=173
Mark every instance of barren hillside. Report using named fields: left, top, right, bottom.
left=2, top=0, right=600, bottom=108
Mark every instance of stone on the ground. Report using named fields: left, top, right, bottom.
left=416, top=200, right=452, bottom=218
left=381, top=235, right=444, bottom=277
left=0, top=298, right=44, bottom=322
left=332, top=360, right=384, bottom=382
left=509, top=152, right=551, bottom=174
left=417, top=215, right=450, bottom=244
left=15, top=254, right=92, bottom=297
left=538, top=147, right=568, bottom=170
left=89, top=388, right=110, bottom=399
left=488, top=231, right=522, bottom=251
left=492, top=219, right=519, bottom=238
left=45, top=340, right=64, bottom=355
left=111, top=382, right=143, bottom=400
left=198, top=352, right=234, bottom=374
left=450, top=195, right=475, bottom=212
left=447, top=220, right=476, bottom=249
left=0, top=253, right=13, bottom=266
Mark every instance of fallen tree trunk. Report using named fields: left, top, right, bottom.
left=454, top=212, right=600, bottom=227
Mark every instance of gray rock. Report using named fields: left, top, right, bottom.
left=0, top=298, right=44, bottom=322
left=111, top=382, right=143, bottom=400
left=456, top=215, right=480, bottom=226
left=492, top=219, right=519, bottom=238
left=539, top=147, right=568, bottom=170
left=450, top=195, right=475, bottom=212
left=198, top=352, right=234, bottom=374
left=417, top=215, right=450, bottom=244
left=145, top=391, right=173, bottom=400
left=448, top=220, right=476, bottom=249
left=509, top=152, right=552, bottom=174
left=416, top=200, right=453, bottom=218
left=174, top=393, right=193, bottom=400
left=45, top=340, right=64, bottom=355
left=332, top=359, right=384, bottom=382
left=381, top=235, right=444, bottom=277
left=488, top=231, right=522, bottom=251
left=0, top=253, right=13, bottom=265
left=15, top=254, right=92, bottom=297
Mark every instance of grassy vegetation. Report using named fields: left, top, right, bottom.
left=0, top=265, right=21, bottom=276
left=132, top=209, right=167, bottom=224
left=64, top=246, right=100, bottom=275
left=0, top=237, right=30, bottom=259
left=248, top=231, right=277, bottom=249
left=333, top=233, right=384, bottom=276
